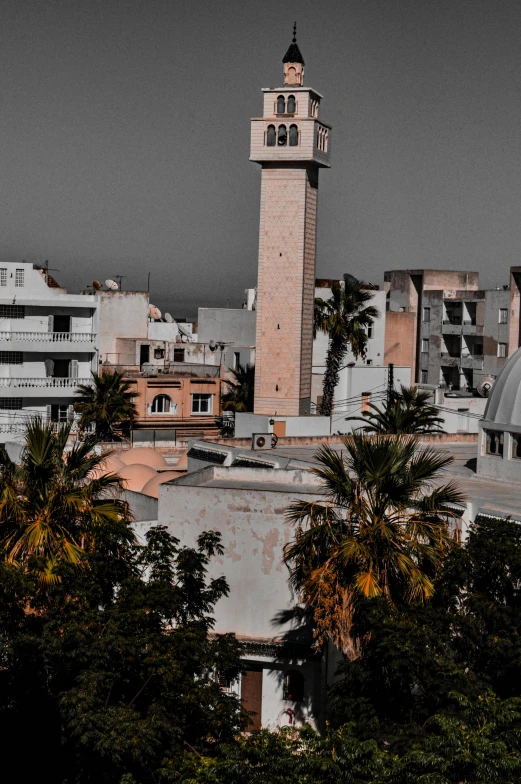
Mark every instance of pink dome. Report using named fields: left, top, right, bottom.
left=89, top=453, right=124, bottom=480
left=120, top=447, right=168, bottom=469
left=118, top=463, right=157, bottom=492
left=140, top=471, right=179, bottom=498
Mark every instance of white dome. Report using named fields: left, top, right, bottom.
left=484, top=347, right=521, bottom=426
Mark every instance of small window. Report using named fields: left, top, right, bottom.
left=421, top=370, right=428, bottom=383
left=15, top=269, right=24, bottom=287
left=422, top=339, right=429, bottom=353
left=498, top=343, right=507, bottom=358
left=50, top=404, right=70, bottom=423
left=283, top=670, right=304, bottom=702
left=174, top=348, right=185, bottom=362
left=511, top=433, right=521, bottom=460
left=0, top=305, right=25, bottom=319
left=278, top=125, right=287, bottom=146
left=499, top=308, right=508, bottom=324
left=366, top=359, right=373, bottom=365
left=0, top=352, right=23, bottom=365
left=367, top=325, right=373, bottom=339
left=266, top=124, right=276, bottom=147
left=151, top=394, right=172, bottom=414
left=154, top=348, right=165, bottom=359
left=276, top=95, right=285, bottom=114
left=423, top=307, right=431, bottom=323
left=192, top=393, right=213, bottom=414
left=486, top=430, right=504, bottom=457
left=287, top=95, right=296, bottom=114
left=0, top=269, right=6, bottom=287
left=0, top=398, right=22, bottom=410
left=361, top=392, right=371, bottom=412
left=233, top=351, right=240, bottom=370
left=289, top=124, right=298, bottom=146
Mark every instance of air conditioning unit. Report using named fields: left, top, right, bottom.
left=252, top=433, right=273, bottom=451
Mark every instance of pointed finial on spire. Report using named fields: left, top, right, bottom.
left=293, top=22, right=297, bottom=43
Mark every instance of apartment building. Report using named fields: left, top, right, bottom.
left=0, top=262, right=98, bottom=440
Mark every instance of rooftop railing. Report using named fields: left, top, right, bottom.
left=0, top=377, right=91, bottom=388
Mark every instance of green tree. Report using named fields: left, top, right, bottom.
left=74, top=370, right=137, bottom=441
left=221, top=363, right=255, bottom=413
left=0, top=417, right=130, bottom=584
left=284, top=434, right=464, bottom=653
left=350, top=385, right=445, bottom=434
left=314, top=279, right=379, bottom=417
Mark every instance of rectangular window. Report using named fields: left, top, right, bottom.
left=174, top=348, right=185, bottom=362
left=421, top=370, right=428, bottom=383
left=0, top=305, right=25, bottom=319
left=15, top=269, right=24, bottom=287
left=421, top=339, right=429, bottom=353
left=0, top=268, right=6, bottom=287
left=233, top=351, right=241, bottom=370
left=192, top=393, right=213, bottom=414
left=499, top=308, right=508, bottom=324
left=154, top=348, right=165, bottom=359
left=423, top=307, right=430, bottom=323
left=367, top=325, right=373, bottom=339
left=511, top=433, right=521, bottom=460
left=50, top=404, right=70, bottom=422
left=0, top=398, right=23, bottom=410
left=366, top=359, right=373, bottom=365
left=498, top=343, right=507, bottom=358
left=0, top=352, right=23, bottom=364
left=485, top=430, right=504, bottom=457
left=361, top=392, right=371, bottom=413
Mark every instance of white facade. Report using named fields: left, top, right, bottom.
left=0, top=262, right=98, bottom=440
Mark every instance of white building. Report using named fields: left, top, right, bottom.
left=0, top=262, right=98, bottom=440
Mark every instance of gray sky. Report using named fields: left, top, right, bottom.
left=2, top=0, right=521, bottom=316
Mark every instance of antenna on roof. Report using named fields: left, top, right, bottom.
left=92, top=280, right=102, bottom=290
left=112, top=274, right=125, bottom=291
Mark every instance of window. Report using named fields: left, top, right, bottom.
left=50, top=404, right=70, bottom=423
left=0, top=398, right=22, bottom=410
left=276, top=95, right=285, bottom=114
left=278, top=124, right=287, bottom=146
left=15, top=269, right=24, bottom=287
left=485, top=430, right=504, bottom=457
left=233, top=351, right=240, bottom=370
left=366, top=359, right=373, bottom=365
left=0, top=305, right=25, bottom=319
left=499, top=308, right=508, bottom=324
left=423, top=307, right=431, bottom=323
left=151, top=394, right=172, bottom=414
left=192, top=393, right=213, bottom=414
left=289, top=124, right=298, bottom=146
left=154, top=348, right=165, bottom=359
left=511, top=433, right=521, bottom=460
left=0, top=268, right=6, bottom=287
left=367, top=325, right=373, bottom=339
left=0, top=352, right=23, bottom=364
left=498, top=343, right=507, bottom=358
left=361, top=392, right=371, bottom=412
left=283, top=671, right=304, bottom=702
left=287, top=95, right=296, bottom=113
left=266, top=124, right=276, bottom=146
left=422, top=339, right=429, bottom=353
left=421, top=370, right=428, bottom=383
left=174, top=348, right=185, bottom=362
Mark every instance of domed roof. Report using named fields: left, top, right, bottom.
left=484, top=347, right=521, bottom=426
left=140, top=471, right=179, bottom=498
left=88, top=453, right=124, bottom=480
left=120, top=447, right=168, bottom=469
left=118, top=463, right=157, bottom=492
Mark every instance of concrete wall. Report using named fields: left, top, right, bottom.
left=98, top=291, right=149, bottom=362
left=384, top=311, right=417, bottom=375
left=198, top=308, right=256, bottom=347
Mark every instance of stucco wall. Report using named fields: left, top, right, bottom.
left=198, top=308, right=256, bottom=346
left=384, top=311, right=417, bottom=374
left=98, top=291, right=149, bottom=361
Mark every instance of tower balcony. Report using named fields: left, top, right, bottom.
left=250, top=118, right=331, bottom=168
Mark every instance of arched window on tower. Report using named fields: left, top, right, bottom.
left=151, top=394, right=172, bottom=414
left=276, top=95, right=285, bottom=114
left=289, top=124, right=298, bottom=146
left=266, top=125, right=276, bottom=147
left=278, top=125, right=287, bottom=146
left=287, top=95, right=296, bottom=114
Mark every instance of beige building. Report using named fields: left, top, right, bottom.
left=251, top=31, right=331, bottom=416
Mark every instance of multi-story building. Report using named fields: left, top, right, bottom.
left=0, top=261, right=98, bottom=440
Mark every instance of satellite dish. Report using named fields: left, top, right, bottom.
left=92, top=280, right=102, bottom=290
left=209, top=339, right=216, bottom=351
left=105, top=279, right=119, bottom=290
left=148, top=305, right=162, bottom=320
left=165, top=313, right=173, bottom=323
left=477, top=376, right=495, bottom=398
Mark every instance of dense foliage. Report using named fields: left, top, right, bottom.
left=74, top=370, right=137, bottom=440
left=350, top=385, right=445, bottom=434
left=221, top=362, right=255, bottom=413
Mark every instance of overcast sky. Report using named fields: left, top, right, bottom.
left=2, top=0, right=521, bottom=316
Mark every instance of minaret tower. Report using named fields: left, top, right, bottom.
left=251, top=26, right=331, bottom=416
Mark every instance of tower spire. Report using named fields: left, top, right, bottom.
left=282, top=24, right=305, bottom=86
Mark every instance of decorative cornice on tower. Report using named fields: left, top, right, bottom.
left=283, top=23, right=305, bottom=86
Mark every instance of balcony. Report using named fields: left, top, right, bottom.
left=462, top=322, right=483, bottom=336
left=105, top=363, right=221, bottom=379
left=0, top=332, right=96, bottom=352
left=441, top=321, right=463, bottom=335
left=439, top=354, right=483, bottom=370
left=0, top=377, right=91, bottom=397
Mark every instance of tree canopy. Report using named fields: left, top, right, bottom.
left=350, top=385, right=445, bottom=434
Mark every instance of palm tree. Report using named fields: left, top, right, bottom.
left=222, top=363, right=255, bottom=413
left=315, top=279, right=379, bottom=417
left=349, top=385, right=445, bottom=434
left=284, top=434, right=464, bottom=653
left=0, top=418, right=132, bottom=584
left=74, top=370, right=137, bottom=441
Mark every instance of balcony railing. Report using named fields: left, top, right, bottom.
left=0, top=377, right=91, bottom=388
left=0, top=332, right=95, bottom=342
left=442, top=318, right=462, bottom=325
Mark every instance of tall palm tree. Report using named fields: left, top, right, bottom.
left=221, top=363, right=255, bottom=412
left=315, top=279, right=379, bottom=417
left=349, top=385, right=445, bottom=434
left=74, top=370, right=137, bottom=441
left=284, top=434, right=464, bottom=653
left=0, top=418, right=132, bottom=584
